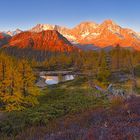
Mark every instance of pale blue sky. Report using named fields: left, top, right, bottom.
left=0, top=0, right=140, bottom=32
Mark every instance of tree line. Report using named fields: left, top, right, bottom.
left=1, top=46, right=140, bottom=111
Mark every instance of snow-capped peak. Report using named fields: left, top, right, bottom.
left=5, top=29, right=22, bottom=36
left=28, top=20, right=140, bottom=50
left=102, top=19, right=117, bottom=25
left=99, top=19, right=121, bottom=34
left=73, top=21, right=98, bottom=33
left=31, top=24, right=54, bottom=32
left=75, top=21, right=98, bottom=28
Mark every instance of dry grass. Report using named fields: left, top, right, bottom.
left=110, top=96, right=124, bottom=109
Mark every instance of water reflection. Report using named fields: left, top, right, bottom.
left=40, top=75, right=75, bottom=85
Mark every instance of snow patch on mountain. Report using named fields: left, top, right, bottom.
left=81, top=32, right=90, bottom=37
left=91, top=32, right=100, bottom=37
left=63, top=34, right=76, bottom=40
left=5, top=29, right=22, bottom=36
left=42, top=24, right=55, bottom=30
left=108, top=27, right=121, bottom=34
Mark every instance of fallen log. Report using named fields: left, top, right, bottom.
left=89, top=82, right=126, bottom=97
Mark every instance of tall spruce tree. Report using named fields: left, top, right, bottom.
left=0, top=53, right=39, bottom=111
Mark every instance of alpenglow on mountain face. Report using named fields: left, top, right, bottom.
left=1, top=19, right=140, bottom=51
left=30, top=20, right=140, bottom=50
left=5, top=30, right=77, bottom=52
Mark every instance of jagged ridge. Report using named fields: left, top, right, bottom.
left=30, top=20, right=140, bottom=50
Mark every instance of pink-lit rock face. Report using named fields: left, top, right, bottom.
left=31, top=20, right=140, bottom=50
left=7, top=30, right=78, bottom=52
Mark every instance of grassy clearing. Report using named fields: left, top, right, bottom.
left=0, top=77, right=109, bottom=138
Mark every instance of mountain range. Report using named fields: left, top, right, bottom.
left=5, top=29, right=22, bottom=36
left=30, top=20, right=140, bottom=50
left=1, top=19, right=140, bottom=51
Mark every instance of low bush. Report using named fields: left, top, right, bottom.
left=0, top=77, right=109, bottom=137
